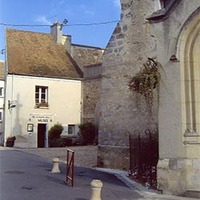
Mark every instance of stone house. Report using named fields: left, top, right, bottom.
left=97, top=0, right=200, bottom=197
left=4, top=23, right=103, bottom=147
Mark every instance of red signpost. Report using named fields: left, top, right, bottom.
left=66, top=149, right=75, bottom=187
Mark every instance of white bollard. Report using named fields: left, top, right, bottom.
left=90, top=179, right=103, bottom=200
left=50, top=157, right=60, bottom=173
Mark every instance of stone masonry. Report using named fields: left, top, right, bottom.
left=97, top=0, right=200, bottom=197
left=98, top=0, right=158, bottom=170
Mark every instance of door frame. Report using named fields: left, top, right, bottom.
left=37, top=123, right=48, bottom=148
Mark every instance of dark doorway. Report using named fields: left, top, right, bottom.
left=37, top=124, right=46, bottom=148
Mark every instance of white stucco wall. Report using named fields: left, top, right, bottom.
left=4, top=74, right=82, bottom=147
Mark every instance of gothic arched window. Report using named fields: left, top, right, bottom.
left=179, top=14, right=200, bottom=134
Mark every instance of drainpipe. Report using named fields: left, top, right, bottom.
left=2, top=47, right=7, bottom=146
left=10, top=73, right=14, bottom=137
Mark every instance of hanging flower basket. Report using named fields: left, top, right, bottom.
left=36, top=102, right=49, bottom=108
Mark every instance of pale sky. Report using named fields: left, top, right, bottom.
left=0, top=0, right=121, bottom=60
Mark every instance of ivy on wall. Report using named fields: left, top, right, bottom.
left=128, top=58, right=162, bottom=116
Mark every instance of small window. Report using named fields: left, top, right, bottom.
left=61, top=125, right=68, bottom=135
left=35, top=86, right=48, bottom=108
left=0, top=111, right=2, bottom=121
left=68, top=125, right=75, bottom=135
left=0, top=87, right=3, bottom=96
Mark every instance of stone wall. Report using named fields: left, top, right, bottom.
left=72, top=45, right=103, bottom=72
left=82, top=77, right=101, bottom=124
left=97, top=145, right=129, bottom=170
left=82, top=63, right=102, bottom=124
left=98, top=0, right=157, bottom=170
left=97, top=0, right=200, bottom=196
left=157, top=158, right=200, bottom=197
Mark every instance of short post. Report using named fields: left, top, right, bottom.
left=50, top=157, right=60, bottom=173
left=90, top=179, right=103, bottom=200
left=66, top=149, right=75, bottom=187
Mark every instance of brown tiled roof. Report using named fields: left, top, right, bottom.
left=6, top=29, right=82, bottom=79
left=72, top=44, right=104, bottom=72
left=0, top=61, right=4, bottom=80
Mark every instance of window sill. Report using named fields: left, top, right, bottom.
left=183, top=129, right=200, bottom=145
left=184, top=129, right=200, bottom=137
left=35, top=102, right=49, bottom=109
left=34, top=106, right=49, bottom=109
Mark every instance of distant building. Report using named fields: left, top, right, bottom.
left=5, top=28, right=82, bottom=147
left=4, top=22, right=103, bottom=148
left=50, top=22, right=104, bottom=124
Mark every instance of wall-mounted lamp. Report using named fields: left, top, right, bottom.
left=8, top=100, right=17, bottom=109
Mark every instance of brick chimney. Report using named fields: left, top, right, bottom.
left=50, top=21, right=72, bottom=55
left=50, top=22, right=62, bottom=44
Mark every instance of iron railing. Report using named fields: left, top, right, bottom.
left=129, top=129, right=158, bottom=189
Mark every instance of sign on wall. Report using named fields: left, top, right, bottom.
left=29, top=114, right=54, bottom=123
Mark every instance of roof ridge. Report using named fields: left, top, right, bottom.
left=72, top=43, right=104, bottom=50
left=6, top=28, right=50, bottom=36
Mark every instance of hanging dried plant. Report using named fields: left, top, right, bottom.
left=128, top=58, right=162, bottom=116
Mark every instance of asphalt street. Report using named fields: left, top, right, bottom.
left=0, top=148, right=142, bottom=200
left=0, top=148, right=198, bottom=200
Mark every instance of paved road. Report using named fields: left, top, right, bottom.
left=0, top=148, right=198, bottom=200
left=0, top=148, right=143, bottom=200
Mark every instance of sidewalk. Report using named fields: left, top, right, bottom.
left=94, top=168, right=198, bottom=200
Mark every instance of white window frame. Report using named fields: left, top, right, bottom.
left=0, top=87, right=3, bottom=97
left=68, top=124, right=75, bottom=135
left=35, top=86, right=48, bottom=106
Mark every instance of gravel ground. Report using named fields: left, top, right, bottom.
left=16, top=145, right=97, bottom=168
